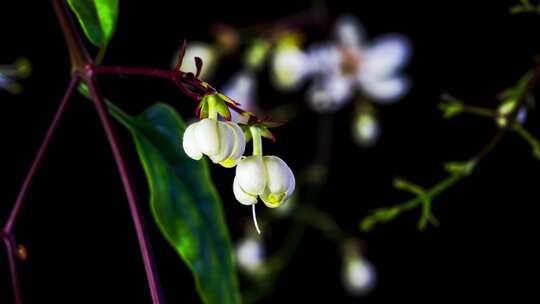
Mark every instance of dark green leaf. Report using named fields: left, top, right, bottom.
left=67, top=0, right=119, bottom=47
left=78, top=84, right=241, bottom=304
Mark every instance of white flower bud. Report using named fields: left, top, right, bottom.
left=260, top=156, right=295, bottom=208
left=342, top=258, right=376, bottom=296
left=236, top=156, right=267, bottom=196
left=182, top=119, right=246, bottom=167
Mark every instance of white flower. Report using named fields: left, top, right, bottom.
left=236, top=237, right=264, bottom=274
left=306, top=16, right=411, bottom=112
left=271, top=46, right=310, bottom=91
left=342, top=257, right=376, bottom=296
left=233, top=155, right=295, bottom=208
left=182, top=118, right=245, bottom=168
left=177, top=42, right=217, bottom=80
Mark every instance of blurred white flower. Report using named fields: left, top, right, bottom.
left=182, top=118, right=245, bottom=168
left=222, top=72, right=257, bottom=123
left=342, top=257, right=376, bottom=296
left=271, top=45, right=310, bottom=91
left=236, top=237, right=264, bottom=274
left=177, top=42, right=217, bottom=80
left=353, top=111, right=380, bottom=147
left=306, top=15, right=411, bottom=112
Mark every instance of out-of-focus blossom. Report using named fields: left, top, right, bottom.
left=177, top=42, right=217, bottom=80
left=0, top=58, right=31, bottom=94
left=236, top=236, right=265, bottom=274
left=353, top=110, right=380, bottom=147
left=271, top=32, right=310, bottom=91
left=341, top=240, right=377, bottom=296
left=273, top=15, right=411, bottom=112
left=342, top=257, right=376, bottom=296
left=222, top=71, right=258, bottom=123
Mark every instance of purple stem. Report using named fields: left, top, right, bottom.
left=4, top=235, right=23, bottom=304
left=3, top=76, right=79, bottom=234
left=85, top=76, right=164, bottom=304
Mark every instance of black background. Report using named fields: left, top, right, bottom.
left=1, top=0, right=539, bottom=303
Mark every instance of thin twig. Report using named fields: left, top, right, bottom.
left=3, top=235, right=23, bottom=304
left=86, top=77, right=165, bottom=304
left=3, top=76, right=79, bottom=234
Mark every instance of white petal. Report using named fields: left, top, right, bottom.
left=182, top=123, right=202, bottom=160
left=209, top=121, right=235, bottom=163
left=263, top=156, right=294, bottom=195
left=261, top=156, right=295, bottom=208
left=361, top=35, right=411, bottom=80
left=218, top=122, right=246, bottom=168
left=272, top=47, right=309, bottom=90
left=194, top=118, right=220, bottom=156
left=335, top=15, right=365, bottom=49
left=227, top=122, right=246, bottom=160
left=360, top=76, right=410, bottom=103
left=233, top=177, right=257, bottom=205
left=236, top=156, right=266, bottom=195
left=306, top=44, right=342, bottom=75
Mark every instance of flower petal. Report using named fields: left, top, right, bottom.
left=209, top=121, right=235, bottom=163
left=360, top=76, right=410, bottom=103
left=194, top=118, right=220, bottom=156
left=360, top=35, right=411, bottom=80
left=236, top=156, right=267, bottom=195
left=233, top=176, right=258, bottom=205
left=335, top=15, right=365, bottom=49
left=260, top=156, right=295, bottom=208
left=219, top=122, right=246, bottom=168
left=182, top=123, right=202, bottom=160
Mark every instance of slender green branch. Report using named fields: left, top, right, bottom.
left=362, top=61, right=540, bottom=232
left=514, top=124, right=540, bottom=160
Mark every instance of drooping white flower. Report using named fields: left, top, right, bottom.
left=177, top=42, right=217, bottom=80
left=182, top=118, right=245, bottom=168
left=233, top=155, right=295, bottom=208
left=236, top=237, right=265, bottom=274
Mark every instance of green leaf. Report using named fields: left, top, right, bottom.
left=67, top=0, right=119, bottom=47
left=78, top=84, right=241, bottom=304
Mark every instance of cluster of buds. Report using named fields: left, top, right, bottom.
left=182, top=92, right=295, bottom=234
